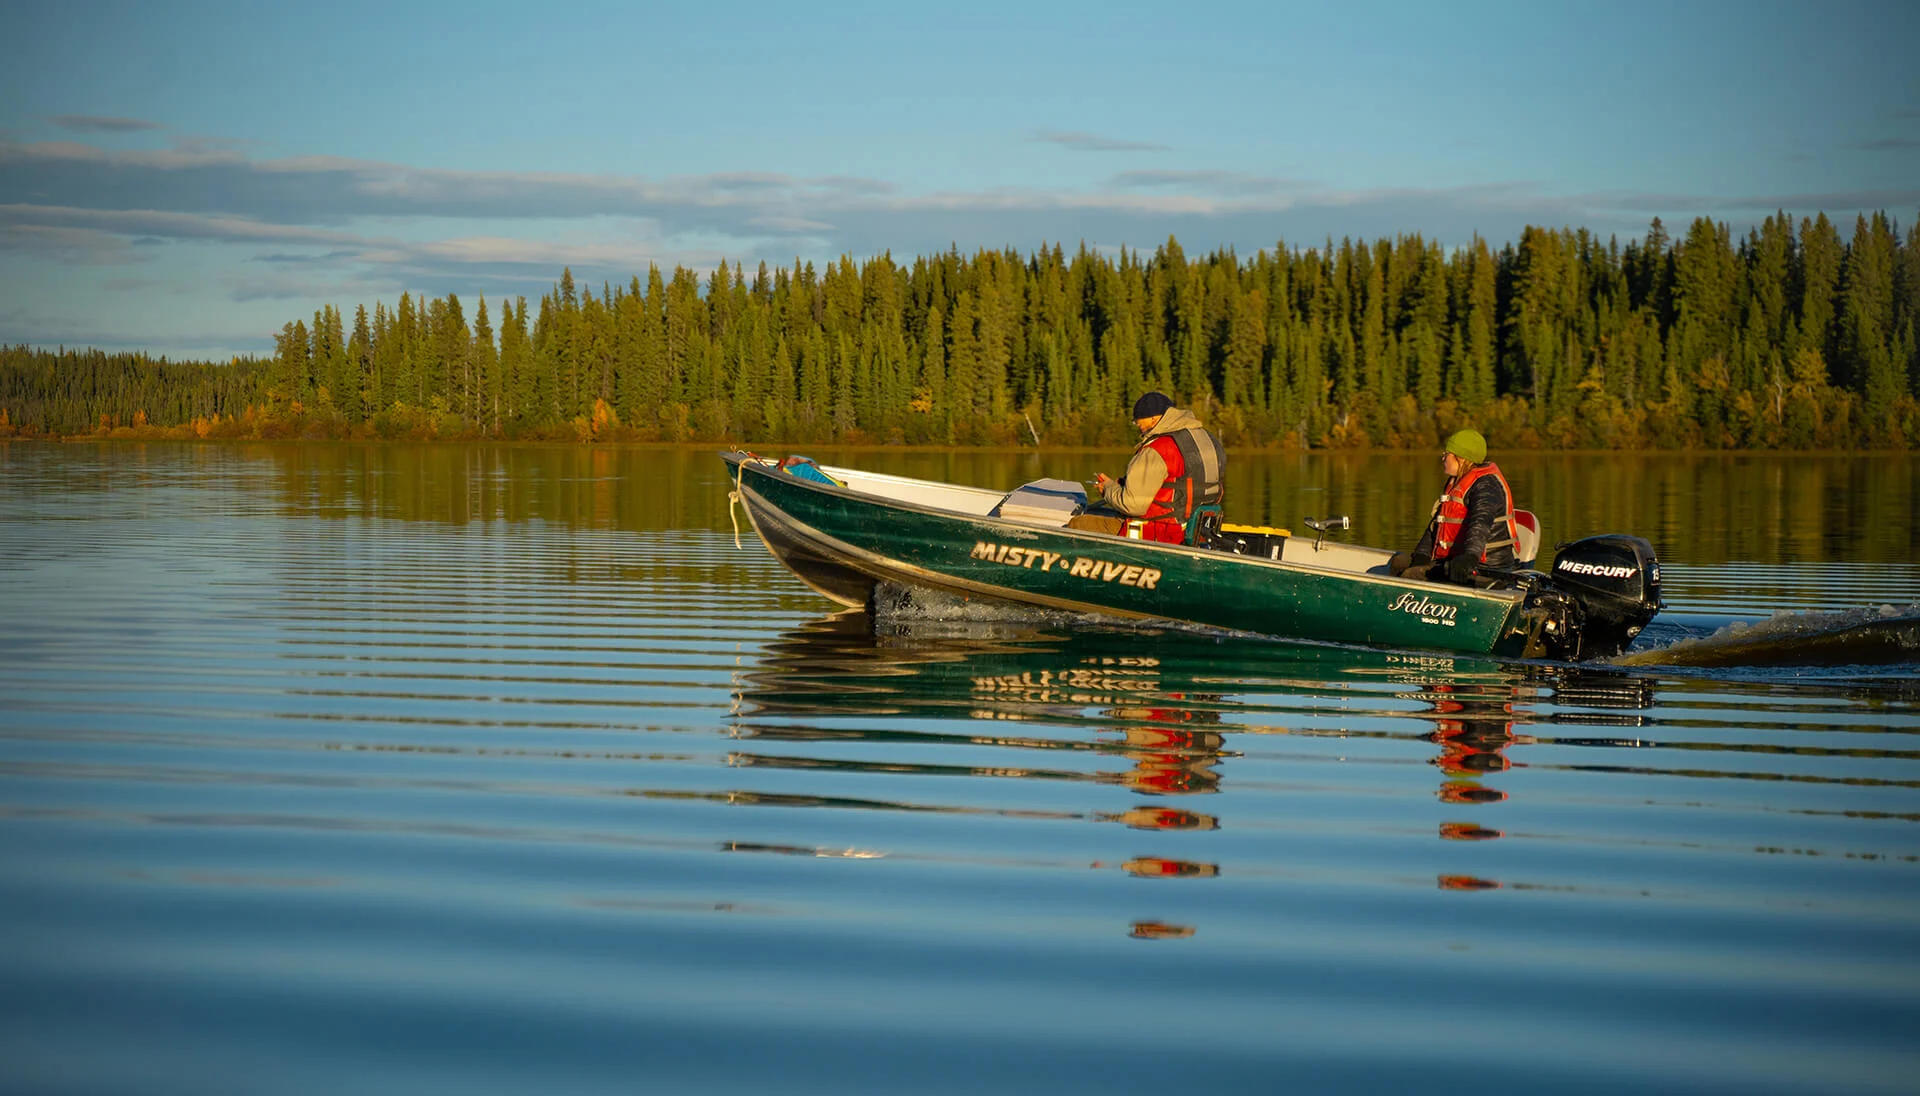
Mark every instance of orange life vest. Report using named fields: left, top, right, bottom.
left=1134, top=426, right=1226, bottom=543
left=1430, top=461, right=1518, bottom=562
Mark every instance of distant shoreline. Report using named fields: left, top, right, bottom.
left=4, top=433, right=1911, bottom=458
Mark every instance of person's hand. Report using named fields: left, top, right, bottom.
left=1093, top=472, right=1112, bottom=489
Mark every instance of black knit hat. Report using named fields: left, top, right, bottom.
left=1132, top=391, right=1174, bottom=420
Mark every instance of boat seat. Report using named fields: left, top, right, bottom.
left=1514, top=510, right=1540, bottom=566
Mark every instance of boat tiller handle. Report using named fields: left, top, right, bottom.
left=1304, top=515, right=1349, bottom=550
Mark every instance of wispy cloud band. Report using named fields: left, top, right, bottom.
left=5, top=134, right=1916, bottom=336
left=1030, top=130, right=1170, bottom=153
left=14, top=138, right=1909, bottom=249
left=51, top=115, right=161, bottom=134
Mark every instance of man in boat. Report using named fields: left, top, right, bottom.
left=1392, top=429, right=1517, bottom=583
left=1391, top=429, right=1519, bottom=584
left=1087, top=391, right=1226, bottom=545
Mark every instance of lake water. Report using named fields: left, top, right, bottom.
left=1, top=442, right=1917, bottom=1094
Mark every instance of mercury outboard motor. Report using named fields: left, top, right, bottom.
left=1542, top=535, right=1664, bottom=660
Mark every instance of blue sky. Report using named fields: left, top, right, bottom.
left=2, top=0, right=1916, bottom=360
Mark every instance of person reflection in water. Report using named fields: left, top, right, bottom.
left=1424, top=682, right=1522, bottom=889
left=1099, top=692, right=1225, bottom=882
left=1425, top=682, right=1523, bottom=810
left=1103, top=693, right=1227, bottom=797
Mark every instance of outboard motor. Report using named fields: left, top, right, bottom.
left=1545, top=535, right=1664, bottom=660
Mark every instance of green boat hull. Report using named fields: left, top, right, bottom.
left=726, top=452, right=1535, bottom=658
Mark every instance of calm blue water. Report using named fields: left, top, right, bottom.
left=1, top=442, right=1917, bottom=1094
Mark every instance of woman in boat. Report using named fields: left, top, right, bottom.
left=1391, top=428, right=1519, bottom=584
left=1089, top=391, right=1227, bottom=545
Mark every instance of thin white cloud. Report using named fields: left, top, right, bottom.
left=1111, top=170, right=1314, bottom=199
left=394, top=235, right=661, bottom=267
left=22, top=135, right=1888, bottom=243
left=0, top=221, right=136, bottom=264
left=5, top=134, right=1917, bottom=330
left=0, top=203, right=366, bottom=247
left=1031, top=130, right=1170, bottom=153
left=5, top=139, right=250, bottom=171
left=1581, top=187, right=1920, bottom=214
left=171, top=133, right=266, bottom=156
left=749, top=214, right=836, bottom=233
left=51, top=115, right=161, bottom=134
left=251, top=250, right=363, bottom=265
left=880, top=186, right=1239, bottom=216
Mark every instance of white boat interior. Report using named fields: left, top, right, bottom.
left=820, top=463, right=1005, bottom=516
left=1273, top=536, right=1398, bottom=575
left=741, top=456, right=1405, bottom=579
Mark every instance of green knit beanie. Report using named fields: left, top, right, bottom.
left=1444, top=429, right=1487, bottom=464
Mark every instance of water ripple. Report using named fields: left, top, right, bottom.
left=2, top=443, right=1918, bottom=1094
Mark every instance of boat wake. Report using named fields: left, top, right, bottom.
left=869, top=581, right=1130, bottom=638
left=1614, top=605, right=1920, bottom=668
left=871, top=578, right=1920, bottom=674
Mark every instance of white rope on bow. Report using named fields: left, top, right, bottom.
left=727, top=459, right=746, bottom=549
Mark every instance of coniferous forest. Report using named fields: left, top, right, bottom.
left=3, top=212, right=1918, bottom=449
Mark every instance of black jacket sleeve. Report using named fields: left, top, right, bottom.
left=1443, top=475, right=1507, bottom=583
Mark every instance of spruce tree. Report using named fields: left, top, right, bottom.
left=472, top=296, right=498, bottom=433
left=1841, top=213, right=1901, bottom=430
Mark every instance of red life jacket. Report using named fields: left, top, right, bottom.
left=1135, top=425, right=1226, bottom=543
left=1431, top=461, right=1518, bottom=562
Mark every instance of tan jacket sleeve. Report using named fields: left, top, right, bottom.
left=1102, top=445, right=1169, bottom=517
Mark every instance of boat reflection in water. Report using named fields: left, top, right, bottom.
left=731, top=612, right=1229, bottom=809
left=730, top=613, right=1243, bottom=904
left=729, top=609, right=1664, bottom=919
left=725, top=610, right=1674, bottom=902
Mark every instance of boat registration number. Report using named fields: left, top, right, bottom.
left=971, top=541, right=1162, bottom=589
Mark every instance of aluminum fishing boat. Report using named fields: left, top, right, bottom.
left=723, top=451, right=1662, bottom=660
